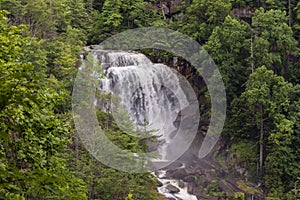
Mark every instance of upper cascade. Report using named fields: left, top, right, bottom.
left=93, top=50, right=153, bottom=69
left=91, top=50, right=189, bottom=159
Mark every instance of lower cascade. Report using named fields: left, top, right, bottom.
left=91, top=49, right=198, bottom=200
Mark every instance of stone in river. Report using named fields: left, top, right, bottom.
left=166, top=184, right=180, bottom=193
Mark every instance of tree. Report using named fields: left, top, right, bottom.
left=252, top=8, right=299, bottom=80
left=264, top=84, right=300, bottom=197
left=230, top=66, right=293, bottom=177
left=0, top=10, right=87, bottom=199
left=0, top=0, right=89, bottom=39
left=228, top=66, right=300, bottom=198
left=87, top=0, right=164, bottom=44
left=45, top=25, right=86, bottom=91
left=294, top=1, right=300, bottom=38
left=204, top=15, right=252, bottom=102
left=265, top=0, right=285, bottom=10
left=170, top=0, right=232, bottom=44
left=231, top=0, right=264, bottom=9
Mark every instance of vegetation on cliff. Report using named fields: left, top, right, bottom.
left=0, top=0, right=299, bottom=199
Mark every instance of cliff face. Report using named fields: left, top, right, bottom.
left=153, top=0, right=183, bottom=18
left=144, top=53, right=209, bottom=121
left=143, top=53, right=265, bottom=199
left=84, top=46, right=264, bottom=199
left=144, top=54, right=205, bottom=94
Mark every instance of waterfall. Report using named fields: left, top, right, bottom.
left=95, top=50, right=191, bottom=158
left=92, top=50, right=198, bottom=200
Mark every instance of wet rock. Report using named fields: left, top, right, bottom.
left=162, top=161, right=183, bottom=170
left=203, top=170, right=213, bottom=182
left=193, top=187, right=206, bottom=198
left=166, top=184, right=180, bottom=193
left=183, top=175, right=195, bottom=183
left=209, top=196, right=220, bottom=200
left=147, top=139, right=165, bottom=152
left=225, top=178, right=244, bottom=193
left=154, top=171, right=160, bottom=177
left=165, top=168, right=187, bottom=179
left=252, top=194, right=263, bottom=200
left=217, top=181, right=229, bottom=193
left=178, top=180, right=185, bottom=188
left=199, top=178, right=209, bottom=188
left=198, top=159, right=216, bottom=170
left=187, top=182, right=196, bottom=194
left=156, top=179, right=163, bottom=187
left=86, top=45, right=103, bottom=50
left=185, top=165, right=197, bottom=174
left=217, top=168, right=226, bottom=178
left=196, top=195, right=209, bottom=200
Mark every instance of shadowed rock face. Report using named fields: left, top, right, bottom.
left=153, top=0, right=183, bottom=17
left=140, top=52, right=265, bottom=199
left=159, top=154, right=264, bottom=199
left=166, top=184, right=180, bottom=193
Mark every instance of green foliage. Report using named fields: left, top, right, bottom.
left=170, top=0, right=232, bottom=43
left=0, top=0, right=89, bottom=39
left=265, top=0, right=285, bottom=10
left=242, top=66, right=292, bottom=119
left=125, top=193, right=133, bottom=200
left=66, top=108, right=160, bottom=200
left=252, top=8, right=299, bottom=80
left=45, top=25, right=86, bottom=87
left=206, top=180, right=224, bottom=197
left=87, top=0, right=164, bottom=44
left=0, top=10, right=87, bottom=198
left=233, top=192, right=245, bottom=199
left=229, top=66, right=300, bottom=198
left=204, top=15, right=251, bottom=101
left=231, top=140, right=257, bottom=173
left=294, top=2, right=300, bottom=38
left=1, top=0, right=300, bottom=199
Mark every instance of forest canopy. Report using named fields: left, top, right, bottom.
left=0, top=0, right=299, bottom=199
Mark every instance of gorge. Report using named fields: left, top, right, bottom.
left=83, top=46, right=263, bottom=200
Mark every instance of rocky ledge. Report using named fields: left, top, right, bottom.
left=156, top=155, right=264, bottom=200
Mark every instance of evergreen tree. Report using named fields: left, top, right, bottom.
left=252, top=8, right=299, bottom=80
left=0, top=10, right=87, bottom=199
left=170, top=0, right=232, bottom=44
left=204, top=15, right=252, bottom=102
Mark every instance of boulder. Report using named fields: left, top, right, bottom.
left=183, top=175, right=195, bottom=183
left=165, top=168, right=187, bottom=179
left=178, top=180, right=185, bottom=188
left=209, top=197, right=220, bottom=200
left=187, top=182, right=195, bottom=194
left=166, top=184, right=180, bottom=193
left=162, top=161, right=183, bottom=170
left=217, top=181, right=229, bottom=193
left=156, top=179, right=163, bottom=187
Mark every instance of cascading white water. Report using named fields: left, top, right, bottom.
left=93, top=50, right=198, bottom=200
left=96, top=50, right=191, bottom=159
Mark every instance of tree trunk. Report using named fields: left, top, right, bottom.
left=259, top=104, right=264, bottom=175
left=251, top=35, right=255, bottom=73
left=161, top=5, right=167, bottom=20
left=288, top=0, right=292, bottom=27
